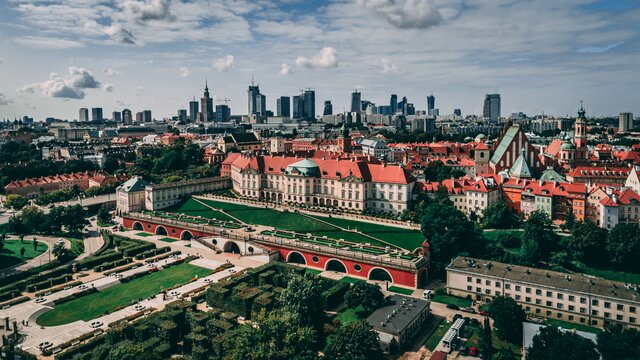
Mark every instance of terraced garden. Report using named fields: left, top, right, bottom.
left=0, top=239, right=48, bottom=271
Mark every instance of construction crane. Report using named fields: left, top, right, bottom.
left=215, top=98, right=231, bottom=105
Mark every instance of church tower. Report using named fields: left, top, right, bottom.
left=337, top=122, right=352, bottom=153
left=574, top=101, right=588, bottom=162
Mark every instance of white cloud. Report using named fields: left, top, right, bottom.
left=15, top=36, right=83, bottom=49
left=118, top=0, right=175, bottom=23
left=179, top=67, right=191, bottom=78
left=103, top=83, right=115, bottom=92
left=0, top=93, right=13, bottom=106
left=213, top=55, right=234, bottom=71
left=103, top=68, right=121, bottom=77
left=133, top=86, right=144, bottom=96
left=357, top=0, right=445, bottom=29
left=381, top=58, right=400, bottom=73
left=279, top=63, right=291, bottom=75
left=295, top=47, right=338, bottom=69
left=104, top=24, right=136, bottom=44
left=17, top=66, right=100, bottom=100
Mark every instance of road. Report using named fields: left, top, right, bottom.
left=0, top=193, right=116, bottom=224
left=0, top=236, right=72, bottom=278
left=76, top=219, right=105, bottom=261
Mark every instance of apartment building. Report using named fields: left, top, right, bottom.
left=447, top=257, right=640, bottom=329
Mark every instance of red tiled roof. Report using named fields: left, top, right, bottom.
left=544, top=139, right=564, bottom=157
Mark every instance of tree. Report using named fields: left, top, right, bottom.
left=32, top=237, right=37, bottom=252
left=0, top=233, right=5, bottom=251
left=20, top=206, right=46, bottom=233
left=105, top=340, right=150, bottom=360
left=488, top=296, right=526, bottom=344
left=479, top=316, right=493, bottom=359
left=526, top=326, right=599, bottom=360
left=344, top=282, right=385, bottom=313
left=519, top=211, right=559, bottom=265
left=19, top=247, right=26, bottom=257
left=606, top=223, right=640, bottom=272
left=324, top=321, right=384, bottom=360
left=280, top=273, right=325, bottom=330
left=562, top=208, right=577, bottom=231
left=421, top=203, right=485, bottom=273
left=226, top=312, right=318, bottom=360
left=565, top=221, right=607, bottom=266
left=97, top=204, right=112, bottom=225
left=7, top=214, right=26, bottom=235
left=493, top=349, right=518, bottom=360
left=3, top=194, right=28, bottom=210
left=596, top=324, right=640, bottom=360
left=52, top=242, right=70, bottom=260
left=481, top=202, right=520, bottom=229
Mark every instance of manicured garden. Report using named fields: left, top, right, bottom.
left=159, top=237, right=177, bottom=243
left=424, top=318, right=451, bottom=351
left=388, top=286, right=414, bottom=295
left=335, top=305, right=364, bottom=325
left=136, top=232, right=153, bottom=237
left=36, top=263, right=212, bottom=326
left=0, top=239, right=48, bottom=271
left=196, top=198, right=423, bottom=250
left=167, top=198, right=238, bottom=223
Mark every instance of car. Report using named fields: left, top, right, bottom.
left=203, top=278, right=213, bottom=284
left=34, top=297, right=47, bottom=304
left=462, top=307, right=477, bottom=314
left=468, top=346, right=478, bottom=356
left=453, top=314, right=462, bottom=322
left=134, top=304, right=146, bottom=311
left=38, top=341, right=52, bottom=350
left=478, top=310, right=488, bottom=316
left=446, top=304, right=460, bottom=310
left=90, top=321, right=103, bottom=328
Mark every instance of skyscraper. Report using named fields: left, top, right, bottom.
left=619, top=112, right=633, bottom=133
left=79, top=108, right=89, bottom=122
left=350, top=91, right=361, bottom=113
left=215, top=105, right=231, bottom=122
left=256, top=94, right=267, bottom=116
left=292, top=95, right=303, bottom=119
left=142, top=110, right=152, bottom=122
left=323, top=100, right=333, bottom=115
left=303, top=90, right=315, bottom=120
left=91, top=107, right=103, bottom=122
left=122, top=109, right=132, bottom=125
left=399, top=97, right=408, bottom=115
left=112, top=111, right=121, bottom=123
left=247, top=78, right=261, bottom=115
left=390, top=94, right=398, bottom=115
left=201, top=80, right=214, bottom=122
left=483, top=94, right=501, bottom=123
left=277, top=96, right=290, bottom=117
left=453, top=109, right=462, bottom=117
left=189, top=98, right=199, bottom=123
left=427, top=95, right=435, bottom=113
left=178, top=109, right=187, bottom=122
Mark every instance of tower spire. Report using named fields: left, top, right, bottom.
left=205, top=78, right=208, bottom=91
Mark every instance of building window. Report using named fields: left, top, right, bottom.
left=467, top=276, right=472, bottom=282
left=505, top=284, right=511, bottom=290
left=467, top=286, right=472, bottom=291
left=536, top=289, right=542, bottom=295
left=311, top=256, right=319, bottom=263
left=353, top=264, right=362, bottom=272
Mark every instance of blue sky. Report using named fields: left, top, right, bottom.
left=0, top=0, right=638, bottom=120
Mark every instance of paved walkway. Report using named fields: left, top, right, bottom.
left=0, top=236, right=71, bottom=278
left=76, top=220, right=105, bottom=261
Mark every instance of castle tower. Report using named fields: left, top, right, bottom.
left=574, top=101, right=588, bottom=161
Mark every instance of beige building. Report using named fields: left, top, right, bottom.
left=116, top=177, right=149, bottom=214
left=447, top=257, right=640, bottom=329
left=144, top=177, right=231, bottom=211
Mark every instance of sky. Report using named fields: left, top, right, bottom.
left=0, top=0, right=639, bottom=121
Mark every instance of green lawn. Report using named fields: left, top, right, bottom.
left=544, top=318, right=601, bottom=334
left=466, top=323, right=521, bottom=355
left=135, top=232, right=154, bottom=237
left=159, top=237, right=177, bottom=243
left=196, top=198, right=422, bottom=250
left=66, top=237, right=85, bottom=258
left=571, top=261, right=640, bottom=285
left=335, top=305, right=364, bottom=325
left=305, top=268, right=323, bottom=275
left=167, top=198, right=238, bottom=223
left=482, top=229, right=523, bottom=241
left=425, top=318, right=451, bottom=351
left=36, top=263, right=212, bottom=326
left=0, top=240, right=48, bottom=270
left=97, top=221, right=113, bottom=227
left=431, top=294, right=472, bottom=308
left=388, top=286, right=414, bottom=295
left=341, top=276, right=365, bottom=284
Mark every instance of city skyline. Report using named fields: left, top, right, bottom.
left=0, top=0, right=639, bottom=120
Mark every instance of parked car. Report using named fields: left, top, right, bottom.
left=468, top=346, right=478, bottom=356
left=462, top=307, right=477, bottom=314
left=446, top=304, right=460, bottom=310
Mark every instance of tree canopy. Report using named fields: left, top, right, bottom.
left=323, top=321, right=384, bottom=360
left=519, top=211, right=559, bottom=265
left=280, top=273, right=326, bottom=330
left=344, top=282, right=384, bottom=313
left=526, top=326, right=599, bottom=360
left=481, top=202, right=520, bottom=229
left=488, top=296, right=526, bottom=344
left=596, top=324, right=640, bottom=360
left=606, top=222, right=640, bottom=272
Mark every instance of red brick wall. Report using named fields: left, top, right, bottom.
left=122, top=217, right=209, bottom=240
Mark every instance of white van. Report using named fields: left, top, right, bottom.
left=423, top=289, right=432, bottom=300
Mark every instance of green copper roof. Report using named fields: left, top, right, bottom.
left=490, top=127, right=520, bottom=165
left=285, top=159, right=320, bottom=177
left=119, top=176, right=148, bottom=193
left=540, top=167, right=566, bottom=182
left=509, top=149, right=534, bottom=179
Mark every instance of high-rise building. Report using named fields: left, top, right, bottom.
left=256, top=94, right=267, bottom=116
left=390, top=94, right=398, bottom=115
left=135, top=112, right=143, bottom=122
left=277, top=96, right=290, bottom=117
left=142, top=110, right=152, bottom=122
left=292, top=95, right=304, bottom=119
left=427, top=95, right=435, bottom=113
left=112, top=111, right=121, bottom=123
left=91, top=107, right=103, bottom=122
left=215, top=105, right=231, bottom=122
left=79, top=108, right=89, bottom=122
left=201, top=80, right=214, bottom=122
left=122, top=109, right=132, bottom=125
left=189, top=99, right=199, bottom=123
left=350, top=91, right=361, bottom=113
left=178, top=109, right=187, bottom=122
left=303, top=90, right=315, bottom=120
left=454, top=109, right=462, bottom=117
left=323, top=100, right=333, bottom=116
left=483, top=94, right=501, bottom=123
left=619, top=112, right=634, bottom=133
left=398, top=97, right=408, bottom=115
left=248, top=79, right=261, bottom=115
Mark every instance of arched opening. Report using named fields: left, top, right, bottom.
left=223, top=241, right=241, bottom=254
left=287, top=251, right=306, bottom=265
left=180, top=230, right=193, bottom=240
left=132, top=221, right=143, bottom=231
left=418, top=269, right=428, bottom=288
left=369, top=268, right=393, bottom=282
left=326, top=259, right=347, bottom=273
left=155, top=226, right=168, bottom=236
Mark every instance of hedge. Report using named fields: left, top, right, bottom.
left=35, top=280, right=82, bottom=297
left=54, top=334, right=107, bottom=360
left=123, top=242, right=156, bottom=257
left=0, top=296, right=29, bottom=308
left=322, top=281, right=351, bottom=309
left=75, top=251, right=123, bottom=270
left=0, top=287, right=20, bottom=302
left=94, top=258, right=132, bottom=272
left=103, top=263, right=138, bottom=276
left=25, top=274, right=74, bottom=293
left=134, top=246, right=170, bottom=260
left=54, top=287, right=98, bottom=305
